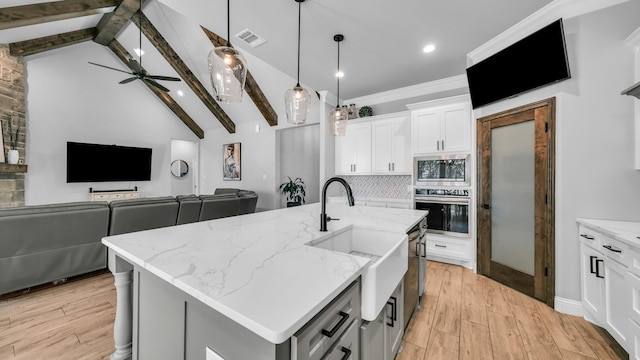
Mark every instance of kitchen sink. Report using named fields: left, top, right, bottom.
left=308, top=226, right=408, bottom=320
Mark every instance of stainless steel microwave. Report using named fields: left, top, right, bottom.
left=414, top=154, right=471, bottom=186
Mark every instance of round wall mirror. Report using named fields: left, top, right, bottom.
left=171, top=160, right=189, bottom=178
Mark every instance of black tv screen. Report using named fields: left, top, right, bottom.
left=466, top=19, right=571, bottom=109
left=66, top=142, right=152, bottom=183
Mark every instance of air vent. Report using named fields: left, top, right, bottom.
left=235, top=28, right=267, bottom=48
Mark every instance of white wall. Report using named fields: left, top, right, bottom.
left=170, top=139, right=197, bottom=195
left=24, top=42, right=199, bottom=205
left=475, top=1, right=640, bottom=302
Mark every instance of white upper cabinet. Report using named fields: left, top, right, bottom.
left=335, top=122, right=372, bottom=175
left=371, top=114, right=411, bottom=174
left=335, top=112, right=410, bottom=176
left=408, top=95, right=471, bottom=155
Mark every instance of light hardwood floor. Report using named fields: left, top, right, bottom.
left=0, top=262, right=627, bottom=359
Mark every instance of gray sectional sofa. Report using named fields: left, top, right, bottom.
left=0, top=189, right=258, bottom=295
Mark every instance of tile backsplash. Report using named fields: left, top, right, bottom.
left=341, top=175, right=412, bottom=199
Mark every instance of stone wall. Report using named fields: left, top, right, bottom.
left=0, top=44, right=26, bottom=208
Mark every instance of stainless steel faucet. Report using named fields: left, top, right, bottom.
left=320, top=177, right=355, bottom=231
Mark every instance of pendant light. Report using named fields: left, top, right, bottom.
left=208, top=0, right=247, bottom=103
left=284, top=0, right=311, bottom=124
left=328, top=34, right=348, bottom=136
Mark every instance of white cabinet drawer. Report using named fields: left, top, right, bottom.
left=425, top=236, right=470, bottom=260
left=601, top=235, right=629, bottom=267
left=293, top=280, right=361, bottom=360
left=578, top=226, right=602, bottom=250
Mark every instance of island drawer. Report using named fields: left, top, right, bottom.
left=293, top=279, right=361, bottom=360
left=320, top=318, right=359, bottom=360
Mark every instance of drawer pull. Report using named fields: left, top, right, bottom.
left=321, top=311, right=349, bottom=338
left=386, top=296, right=397, bottom=327
left=596, top=259, right=604, bottom=278
left=340, top=346, right=352, bottom=360
left=435, top=244, right=447, bottom=248
left=589, top=255, right=597, bottom=274
left=603, top=244, right=622, bottom=253
left=580, top=234, right=595, bottom=240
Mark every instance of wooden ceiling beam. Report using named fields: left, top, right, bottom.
left=201, top=26, right=278, bottom=127
left=9, top=28, right=96, bottom=57
left=0, top=0, right=120, bottom=31
left=107, top=39, right=205, bottom=139
left=133, top=12, right=235, bottom=133
left=94, top=0, right=145, bottom=45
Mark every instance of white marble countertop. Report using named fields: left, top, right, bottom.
left=576, top=218, right=640, bottom=248
left=102, top=203, right=427, bottom=344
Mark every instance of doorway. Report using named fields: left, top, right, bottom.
left=277, top=124, right=320, bottom=207
left=170, top=139, right=198, bottom=196
left=476, top=98, right=555, bottom=306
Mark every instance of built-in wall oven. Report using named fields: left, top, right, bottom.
left=414, top=188, right=470, bottom=238
left=414, top=154, right=471, bottom=187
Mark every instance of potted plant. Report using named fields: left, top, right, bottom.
left=279, top=176, right=306, bottom=207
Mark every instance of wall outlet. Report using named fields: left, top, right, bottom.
left=206, top=347, right=225, bottom=360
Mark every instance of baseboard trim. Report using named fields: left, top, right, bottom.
left=554, top=296, right=583, bottom=316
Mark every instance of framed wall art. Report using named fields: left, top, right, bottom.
left=223, top=142, right=241, bottom=181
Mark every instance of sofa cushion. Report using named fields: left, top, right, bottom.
left=176, top=195, right=202, bottom=225
left=108, top=197, right=179, bottom=235
left=198, top=195, right=241, bottom=221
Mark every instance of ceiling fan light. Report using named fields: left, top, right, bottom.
left=285, top=85, right=310, bottom=124
left=208, top=45, right=247, bottom=103
left=328, top=106, right=348, bottom=136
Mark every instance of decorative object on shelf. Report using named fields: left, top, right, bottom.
left=347, top=104, right=357, bottom=119
left=223, top=142, right=241, bottom=181
left=284, top=0, right=311, bottom=125
left=170, top=159, right=189, bottom=178
left=88, top=0, right=181, bottom=92
left=328, top=34, right=348, bottom=136
left=279, top=176, right=306, bottom=207
left=358, top=105, right=373, bottom=117
left=209, top=0, right=247, bottom=103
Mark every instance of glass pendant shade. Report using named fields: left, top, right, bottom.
left=285, top=85, right=310, bottom=124
left=328, top=106, right=348, bottom=136
left=208, top=45, right=247, bottom=103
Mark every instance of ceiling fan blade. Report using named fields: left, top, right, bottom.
left=143, top=78, right=170, bottom=92
left=119, top=77, right=138, bottom=84
left=147, top=75, right=181, bottom=82
left=88, top=62, right=134, bottom=75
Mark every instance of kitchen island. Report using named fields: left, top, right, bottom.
left=103, top=202, right=427, bottom=360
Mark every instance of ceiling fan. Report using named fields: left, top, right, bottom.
left=88, top=0, right=180, bottom=92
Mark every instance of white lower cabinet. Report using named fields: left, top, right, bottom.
left=580, top=242, right=605, bottom=323
left=578, top=222, right=636, bottom=354
left=360, top=280, right=404, bottom=360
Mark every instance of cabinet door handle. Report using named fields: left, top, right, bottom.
left=603, top=244, right=622, bottom=253
left=321, top=311, right=349, bottom=338
left=437, top=140, right=440, bottom=151
left=442, top=140, right=445, bottom=150
left=392, top=163, right=395, bottom=171
left=340, top=346, right=352, bottom=360
left=435, top=244, right=447, bottom=248
left=386, top=296, right=397, bottom=327
left=596, top=259, right=604, bottom=278
left=580, top=234, right=595, bottom=240
left=589, top=255, right=597, bottom=274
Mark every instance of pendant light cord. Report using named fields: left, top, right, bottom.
left=139, top=0, right=142, bottom=67
left=226, top=0, right=231, bottom=47
left=296, top=1, right=301, bottom=87
left=336, top=39, right=340, bottom=107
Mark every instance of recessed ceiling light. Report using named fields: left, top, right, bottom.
left=336, top=71, right=344, bottom=78
left=177, top=90, right=184, bottom=97
left=423, top=44, right=436, bottom=53
left=134, top=48, right=145, bottom=57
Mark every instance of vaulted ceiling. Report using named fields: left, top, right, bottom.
left=0, top=0, right=553, bottom=136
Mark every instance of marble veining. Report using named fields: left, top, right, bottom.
left=103, top=203, right=427, bottom=343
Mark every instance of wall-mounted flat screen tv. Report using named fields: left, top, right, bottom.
left=466, top=18, right=571, bottom=109
left=66, top=141, right=152, bottom=183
